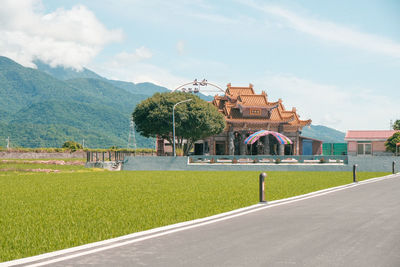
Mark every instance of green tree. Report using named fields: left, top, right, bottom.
left=393, top=119, right=400, bottom=130
left=62, top=140, right=82, bottom=151
left=385, top=132, right=400, bottom=153
left=132, top=92, right=225, bottom=155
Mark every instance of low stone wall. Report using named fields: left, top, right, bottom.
left=348, top=156, right=398, bottom=172
left=85, top=161, right=121, bottom=171
left=0, top=151, right=86, bottom=159
left=121, top=156, right=399, bottom=172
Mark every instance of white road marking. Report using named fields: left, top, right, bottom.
left=3, top=173, right=398, bottom=267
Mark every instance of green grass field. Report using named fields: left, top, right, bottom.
left=0, top=158, right=96, bottom=173
left=0, top=168, right=389, bottom=262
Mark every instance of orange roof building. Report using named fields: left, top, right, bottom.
left=198, top=83, right=312, bottom=156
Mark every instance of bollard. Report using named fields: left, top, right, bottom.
left=353, top=164, right=358, bottom=183
left=259, top=172, right=267, bottom=203
left=393, top=161, right=395, bottom=174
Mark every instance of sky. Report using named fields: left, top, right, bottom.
left=0, top=0, right=399, bottom=131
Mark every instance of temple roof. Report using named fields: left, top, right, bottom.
left=213, top=83, right=311, bottom=128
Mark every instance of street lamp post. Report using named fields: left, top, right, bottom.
left=173, top=99, right=192, bottom=157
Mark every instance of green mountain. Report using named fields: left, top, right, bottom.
left=108, top=80, right=170, bottom=95
left=301, top=125, right=345, bottom=143
left=0, top=57, right=83, bottom=115
left=0, top=56, right=161, bottom=148
left=35, top=61, right=213, bottom=101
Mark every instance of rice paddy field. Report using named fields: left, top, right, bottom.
left=0, top=160, right=390, bottom=262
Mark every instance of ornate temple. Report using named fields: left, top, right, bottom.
left=157, top=83, right=320, bottom=156
left=193, top=83, right=314, bottom=156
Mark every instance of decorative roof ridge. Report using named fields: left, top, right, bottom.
left=226, top=118, right=295, bottom=124
left=299, top=119, right=312, bottom=125
left=224, top=106, right=231, bottom=117
left=285, top=114, right=296, bottom=123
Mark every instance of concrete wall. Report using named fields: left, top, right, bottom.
left=372, top=141, right=386, bottom=152
left=0, top=151, right=86, bottom=159
left=348, top=156, right=398, bottom=172
left=122, top=156, right=400, bottom=172
left=348, top=141, right=357, bottom=154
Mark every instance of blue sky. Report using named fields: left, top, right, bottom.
left=1, top=0, right=399, bottom=131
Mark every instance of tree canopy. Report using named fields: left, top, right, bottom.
left=393, top=119, right=400, bottom=130
left=385, top=132, right=400, bottom=153
left=62, top=140, right=82, bottom=151
left=132, top=92, right=225, bottom=155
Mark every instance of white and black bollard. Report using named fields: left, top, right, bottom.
left=259, top=172, right=267, bottom=203
left=353, top=164, right=358, bottom=183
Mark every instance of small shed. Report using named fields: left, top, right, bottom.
left=345, top=130, right=399, bottom=156
left=299, top=136, right=323, bottom=155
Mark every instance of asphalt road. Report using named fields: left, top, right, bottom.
left=12, top=174, right=400, bottom=267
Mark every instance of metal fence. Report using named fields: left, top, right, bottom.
left=188, top=155, right=348, bottom=164
left=322, top=143, right=347, bottom=155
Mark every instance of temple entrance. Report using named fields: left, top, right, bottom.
left=215, top=141, right=226, bottom=155
left=234, top=132, right=241, bottom=155
left=285, top=144, right=294, bottom=155
left=247, top=142, right=258, bottom=155
left=194, top=143, right=203, bottom=155
left=269, top=135, right=278, bottom=155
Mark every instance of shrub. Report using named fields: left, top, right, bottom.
left=319, top=157, right=326, bottom=164
left=385, top=132, right=400, bottom=153
left=175, top=148, right=184, bottom=156
left=275, top=158, right=281, bottom=164
left=62, top=141, right=83, bottom=152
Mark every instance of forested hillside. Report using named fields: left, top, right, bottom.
left=0, top=56, right=162, bottom=148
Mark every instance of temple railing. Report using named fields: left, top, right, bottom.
left=188, top=155, right=348, bottom=164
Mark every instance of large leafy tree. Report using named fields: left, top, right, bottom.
left=385, top=132, right=400, bottom=153
left=132, top=92, right=225, bottom=155
left=393, top=119, right=400, bottom=130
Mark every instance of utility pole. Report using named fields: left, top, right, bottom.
left=127, top=120, right=137, bottom=153
left=82, top=139, right=85, bottom=149
left=6, top=136, right=10, bottom=150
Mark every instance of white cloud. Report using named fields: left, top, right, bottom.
left=243, top=1, right=400, bottom=58
left=254, top=73, right=398, bottom=131
left=92, top=50, right=187, bottom=89
left=113, top=46, right=153, bottom=64
left=0, top=0, right=123, bottom=70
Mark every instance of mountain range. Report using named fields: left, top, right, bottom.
left=0, top=56, right=345, bottom=148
